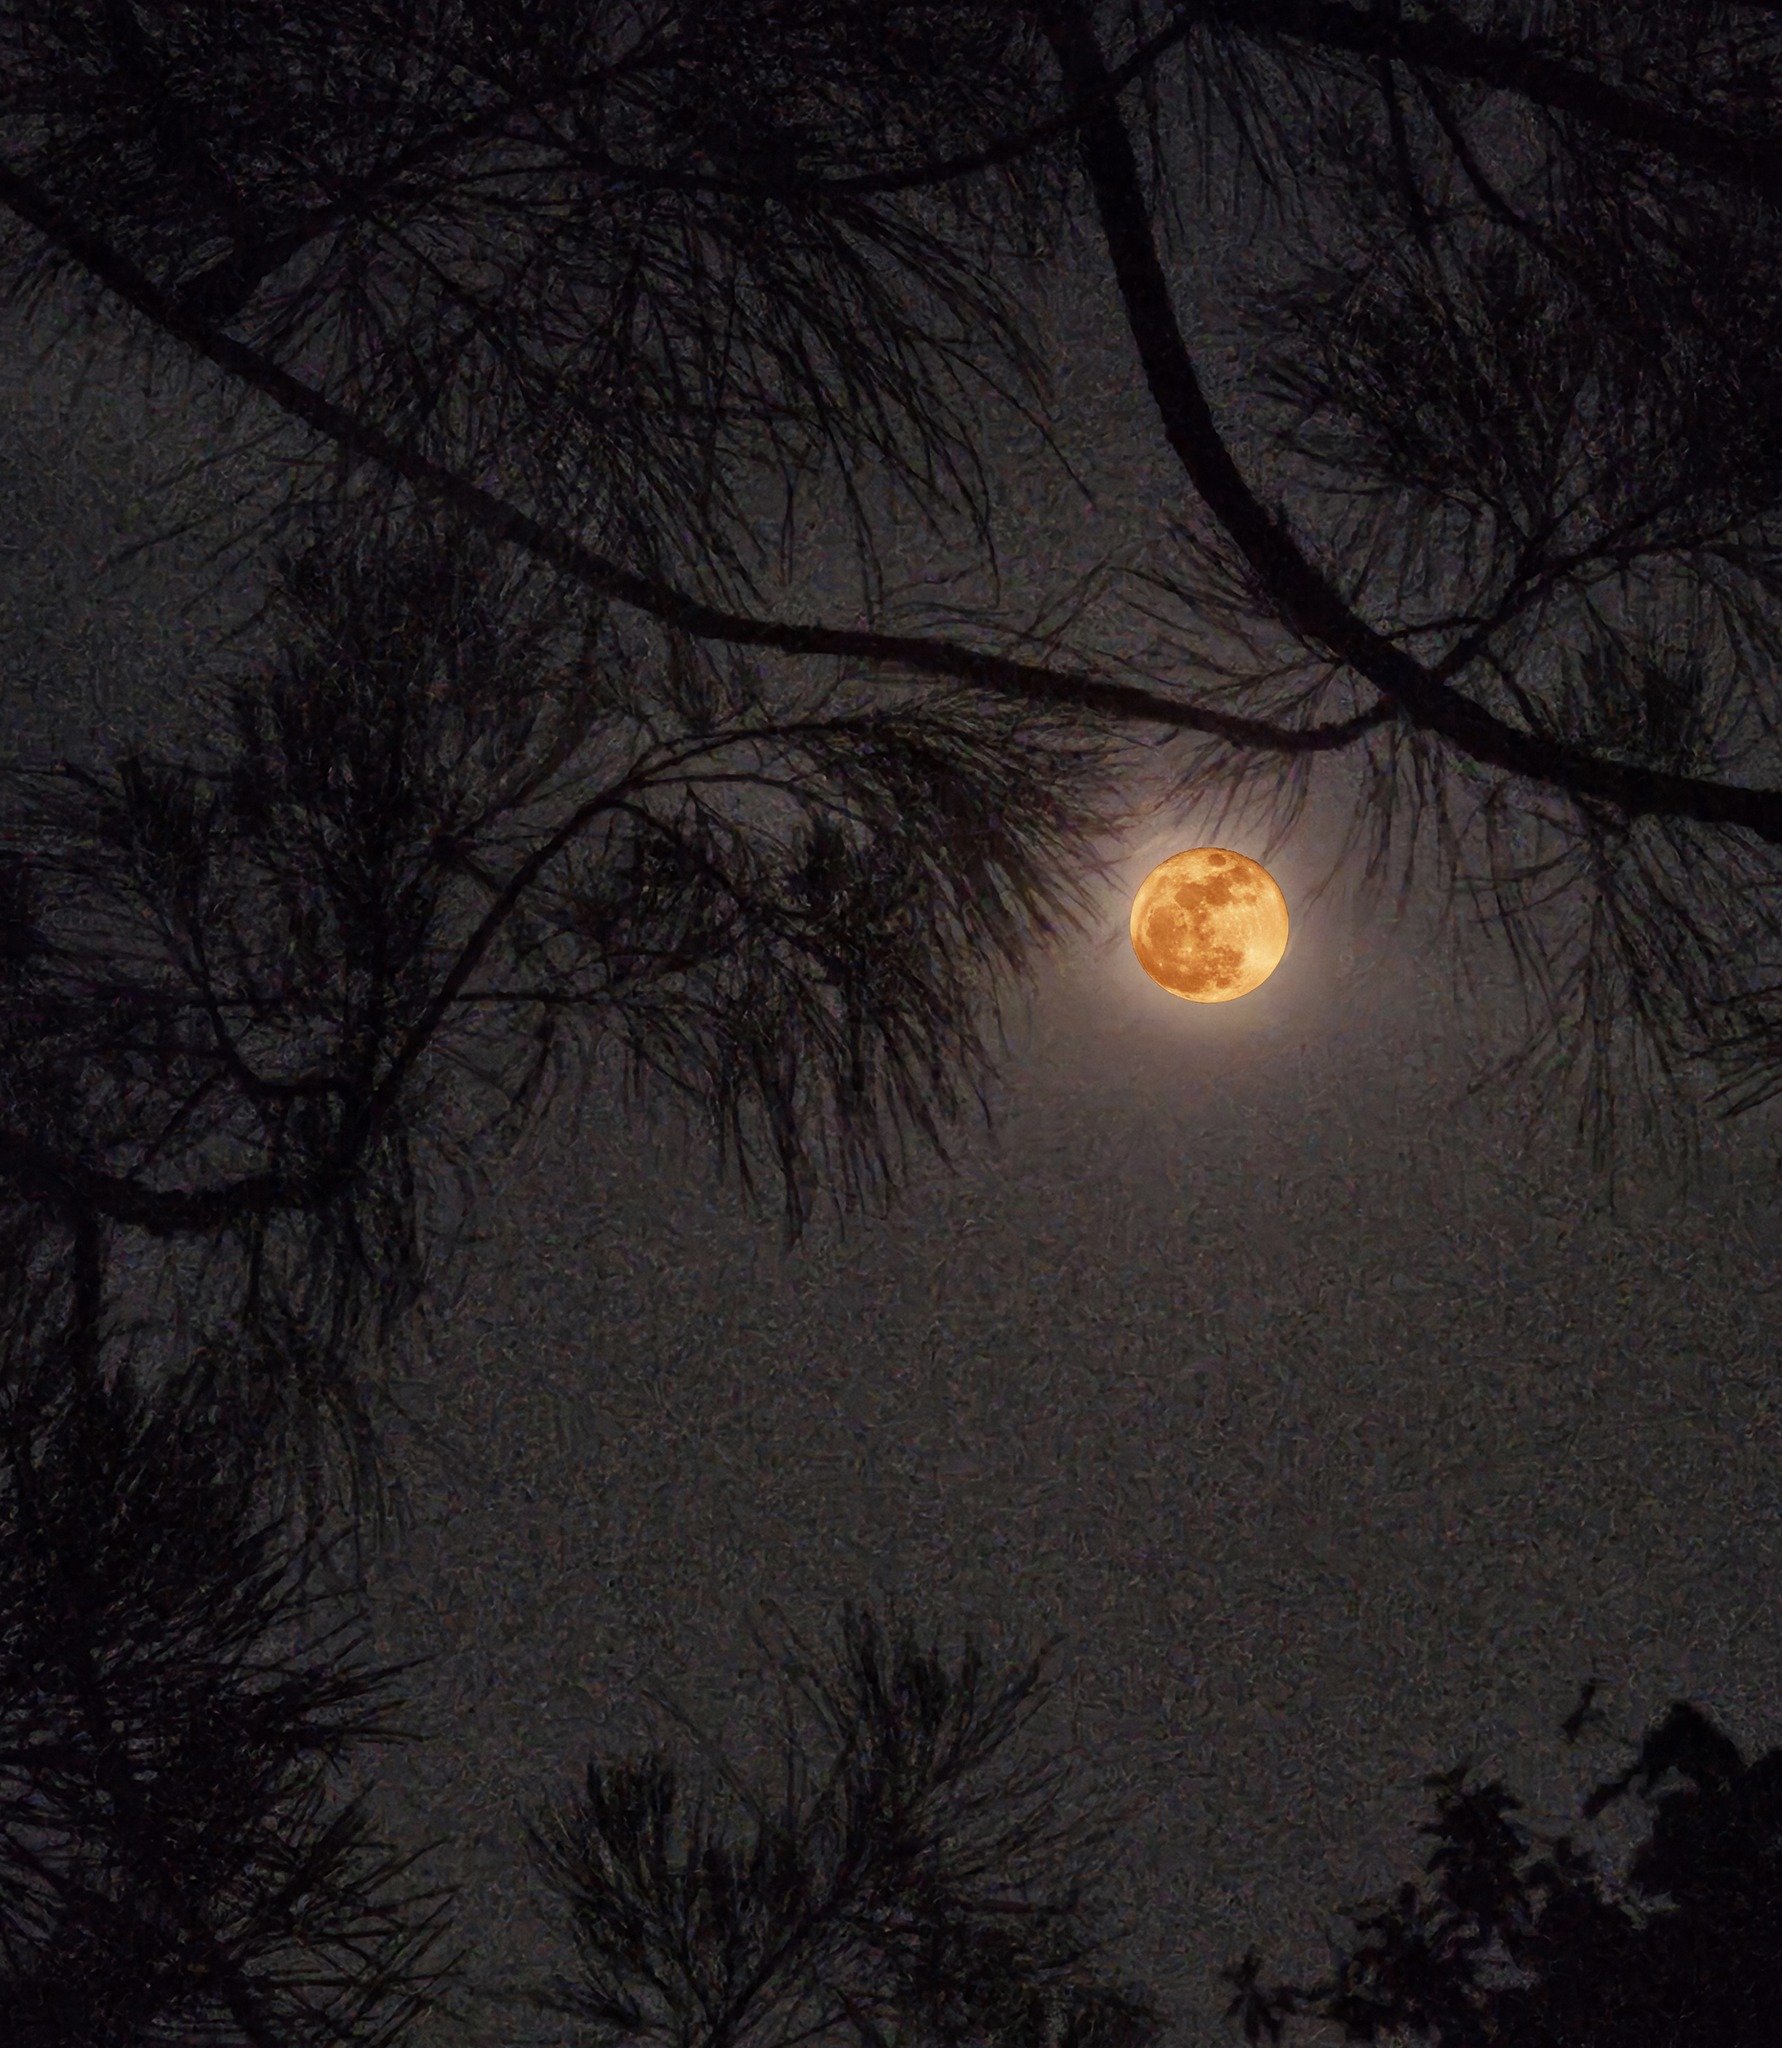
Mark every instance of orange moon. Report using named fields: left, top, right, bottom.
left=1129, top=847, right=1290, bottom=1002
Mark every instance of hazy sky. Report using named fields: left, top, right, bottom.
left=6, top=219, right=1782, bottom=2048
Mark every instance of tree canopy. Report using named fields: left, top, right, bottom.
left=1225, top=1685, right=1782, bottom=2047
left=6, top=11, right=1780, bottom=2037
left=4, top=0, right=1782, bottom=1512
left=510, top=1603, right=1162, bottom=2048
left=0, top=1280, right=459, bottom=2046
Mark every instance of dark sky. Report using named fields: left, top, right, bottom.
left=6, top=220, right=1782, bottom=2048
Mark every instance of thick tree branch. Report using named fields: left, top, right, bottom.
left=1036, top=1, right=1782, bottom=848
left=0, top=1125, right=327, bottom=1237
left=64, top=1205, right=103, bottom=1381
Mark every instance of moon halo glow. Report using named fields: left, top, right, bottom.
left=1129, top=848, right=1290, bottom=1003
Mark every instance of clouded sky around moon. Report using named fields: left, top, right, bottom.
left=7, top=218, right=1782, bottom=2048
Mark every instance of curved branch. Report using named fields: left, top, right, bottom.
left=1036, top=1, right=1782, bottom=849
left=0, top=727, right=900, bottom=1237
left=0, top=154, right=1390, bottom=762
left=551, top=8, right=1212, bottom=203
left=353, top=763, right=659, bottom=1142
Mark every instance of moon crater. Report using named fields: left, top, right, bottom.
left=1129, top=848, right=1289, bottom=1002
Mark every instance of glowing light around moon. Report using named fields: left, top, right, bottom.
left=1129, top=848, right=1290, bottom=1002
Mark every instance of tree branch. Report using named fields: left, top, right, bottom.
left=528, top=8, right=1214, bottom=205
left=0, top=1125, right=323, bottom=1237
left=0, top=153, right=1388, bottom=763
left=172, top=97, right=596, bottom=326
left=1035, top=0, right=1782, bottom=848
left=1223, top=0, right=1782, bottom=207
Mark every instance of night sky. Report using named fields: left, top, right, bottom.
left=6, top=200, right=1782, bottom=2048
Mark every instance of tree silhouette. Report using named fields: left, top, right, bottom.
left=17, top=17, right=1782, bottom=2040
left=0, top=1254, right=461, bottom=2045
left=5, top=2, right=1782, bottom=1174
left=0, top=488, right=1129, bottom=1544
left=5, top=0, right=1782, bottom=1626
left=501, top=1602, right=1164, bottom=2048
left=1223, top=1686, right=1782, bottom=2047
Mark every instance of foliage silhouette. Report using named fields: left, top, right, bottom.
left=6, top=3, right=1782, bottom=1533
left=0, top=1257, right=461, bottom=2045
left=0, top=0, right=1093, bottom=609
left=11, top=13, right=1779, bottom=2040
left=503, top=1602, right=1165, bottom=2048
left=1223, top=1683, right=1782, bottom=2047
left=5, top=1, right=1782, bottom=1179
left=0, top=491, right=1129, bottom=1546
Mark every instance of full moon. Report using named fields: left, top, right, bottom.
left=1129, top=847, right=1290, bottom=1002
